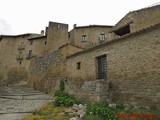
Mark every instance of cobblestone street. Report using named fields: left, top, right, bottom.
left=0, top=85, right=53, bottom=120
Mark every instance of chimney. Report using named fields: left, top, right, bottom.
left=41, top=30, right=44, bottom=35
left=45, top=27, right=48, bottom=36
left=73, top=24, right=77, bottom=28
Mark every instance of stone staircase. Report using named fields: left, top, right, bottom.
left=0, top=85, right=53, bottom=120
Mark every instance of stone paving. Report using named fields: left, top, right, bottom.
left=0, top=85, right=53, bottom=120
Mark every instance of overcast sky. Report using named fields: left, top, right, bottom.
left=0, top=0, right=159, bottom=35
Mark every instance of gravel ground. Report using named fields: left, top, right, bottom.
left=0, top=85, right=53, bottom=120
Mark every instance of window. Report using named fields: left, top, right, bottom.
left=18, top=42, right=25, bottom=50
left=21, top=42, right=24, bottom=45
left=97, top=55, right=107, bottom=79
left=30, top=41, right=34, bottom=45
left=45, top=41, right=47, bottom=45
left=99, top=34, right=105, bottom=43
left=77, top=62, right=81, bottom=70
left=29, top=50, right=32, bottom=57
left=57, top=25, right=60, bottom=29
left=20, top=42, right=24, bottom=47
left=17, top=52, right=23, bottom=60
left=82, top=35, right=87, bottom=42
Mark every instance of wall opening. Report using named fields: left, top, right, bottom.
left=77, top=62, right=81, bottom=70
left=29, top=50, right=32, bottom=57
left=114, top=24, right=130, bottom=36
left=30, top=40, right=34, bottom=45
left=45, top=41, right=47, bottom=45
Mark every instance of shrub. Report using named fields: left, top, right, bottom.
left=54, top=90, right=67, bottom=97
left=82, top=114, right=104, bottom=120
left=54, top=91, right=81, bottom=107
left=54, top=79, right=81, bottom=107
left=116, top=100, right=125, bottom=110
left=86, top=101, right=117, bottom=120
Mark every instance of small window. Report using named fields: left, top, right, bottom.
left=20, top=42, right=24, bottom=46
left=82, top=35, right=87, bottom=42
left=77, top=62, right=81, bottom=70
left=29, top=50, right=32, bottom=57
left=57, top=25, right=60, bottom=29
left=18, top=42, right=25, bottom=49
left=99, top=34, right=105, bottom=43
left=45, top=41, right=47, bottom=45
left=68, top=33, right=70, bottom=38
left=30, top=41, right=34, bottom=45
left=19, top=61, right=22, bottom=65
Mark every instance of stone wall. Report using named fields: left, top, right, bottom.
left=46, top=22, right=68, bottom=53
left=7, top=66, right=28, bottom=85
left=66, top=24, right=160, bottom=107
left=65, top=79, right=108, bottom=102
left=28, top=44, right=82, bottom=93
left=28, top=50, right=65, bottom=92
left=0, top=37, right=16, bottom=82
left=28, top=36, right=47, bottom=57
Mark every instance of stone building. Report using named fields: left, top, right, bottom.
left=68, top=24, right=112, bottom=48
left=109, top=4, right=160, bottom=40
left=0, top=21, right=69, bottom=85
left=0, top=4, right=160, bottom=108
left=0, top=33, right=42, bottom=84
left=66, top=23, right=160, bottom=106
left=65, top=5, right=160, bottom=106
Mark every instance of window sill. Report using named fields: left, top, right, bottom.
left=82, top=41, right=87, bottom=42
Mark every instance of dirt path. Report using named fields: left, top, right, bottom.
left=0, top=85, right=53, bottom=120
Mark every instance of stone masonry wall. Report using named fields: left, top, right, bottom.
left=66, top=25, right=160, bottom=107
left=46, top=22, right=68, bottom=53
left=28, top=44, right=82, bottom=93
left=28, top=50, right=66, bottom=93
left=65, top=79, right=108, bottom=102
